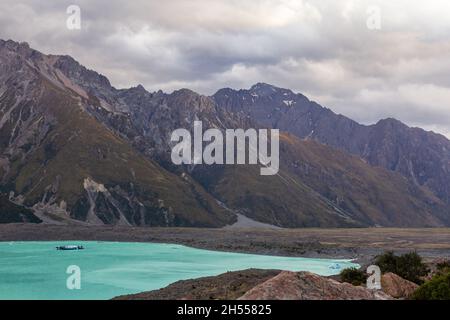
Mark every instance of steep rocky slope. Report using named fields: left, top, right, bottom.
left=1, top=39, right=449, bottom=227
left=47, top=48, right=450, bottom=227
left=213, top=83, right=450, bottom=206
left=0, top=40, right=233, bottom=227
left=0, top=194, right=41, bottom=223
left=191, top=133, right=450, bottom=227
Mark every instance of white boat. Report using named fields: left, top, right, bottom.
left=56, top=245, right=84, bottom=251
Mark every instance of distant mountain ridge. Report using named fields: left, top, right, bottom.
left=0, top=39, right=449, bottom=227
left=213, top=83, right=450, bottom=206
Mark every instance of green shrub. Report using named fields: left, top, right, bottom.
left=436, top=260, right=450, bottom=274
left=412, top=272, right=450, bottom=300
left=340, top=267, right=367, bottom=286
left=375, top=251, right=397, bottom=273
left=374, top=251, right=428, bottom=284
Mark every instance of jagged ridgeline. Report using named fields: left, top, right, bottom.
left=1, top=39, right=449, bottom=227
left=0, top=40, right=233, bottom=227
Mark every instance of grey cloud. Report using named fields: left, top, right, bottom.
left=0, top=0, right=449, bottom=137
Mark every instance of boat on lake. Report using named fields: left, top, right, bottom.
left=56, top=245, right=85, bottom=251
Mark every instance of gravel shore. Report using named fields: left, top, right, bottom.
left=1, top=224, right=450, bottom=264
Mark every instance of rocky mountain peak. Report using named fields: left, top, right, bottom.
left=171, top=88, right=199, bottom=97
left=169, top=88, right=217, bottom=111
left=212, top=79, right=450, bottom=208
left=374, top=118, right=408, bottom=129
left=0, top=39, right=30, bottom=52
left=249, top=82, right=295, bottom=98
left=0, top=39, right=40, bottom=65
left=249, top=82, right=278, bottom=94
left=120, top=84, right=152, bottom=98
left=135, top=84, right=146, bottom=92
left=54, top=55, right=112, bottom=90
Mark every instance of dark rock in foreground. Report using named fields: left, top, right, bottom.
left=113, top=269, right=393, bottom=300
left=113, top=269, right=281, bottom=300
left=239, top=271, right=391, bottom=300
left=381, top=272, right=419, bottom=299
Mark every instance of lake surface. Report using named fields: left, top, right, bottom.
left=0, top=241, right=358, bottom=300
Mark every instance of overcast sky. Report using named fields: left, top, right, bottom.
left=1, top=0, right=450, bottom=137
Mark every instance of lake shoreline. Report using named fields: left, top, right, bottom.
left=0, top=240, right=358, bottom=300
left=2, top=224, right=450, bottom=265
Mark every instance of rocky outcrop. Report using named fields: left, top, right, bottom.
left=238, top=271, right=391, bottom=300
left=381, top=272, right=418, bottom=299
left=0, top=194, right=41, bottom=223
left=114, top=269, right=281, bottom=300
left=113, top=269, right=393, bottom=300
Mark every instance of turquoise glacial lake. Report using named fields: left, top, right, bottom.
left=0, top=241, right=358, bottom=300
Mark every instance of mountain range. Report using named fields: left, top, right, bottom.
left=1, top=39, right=449, bottom=228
